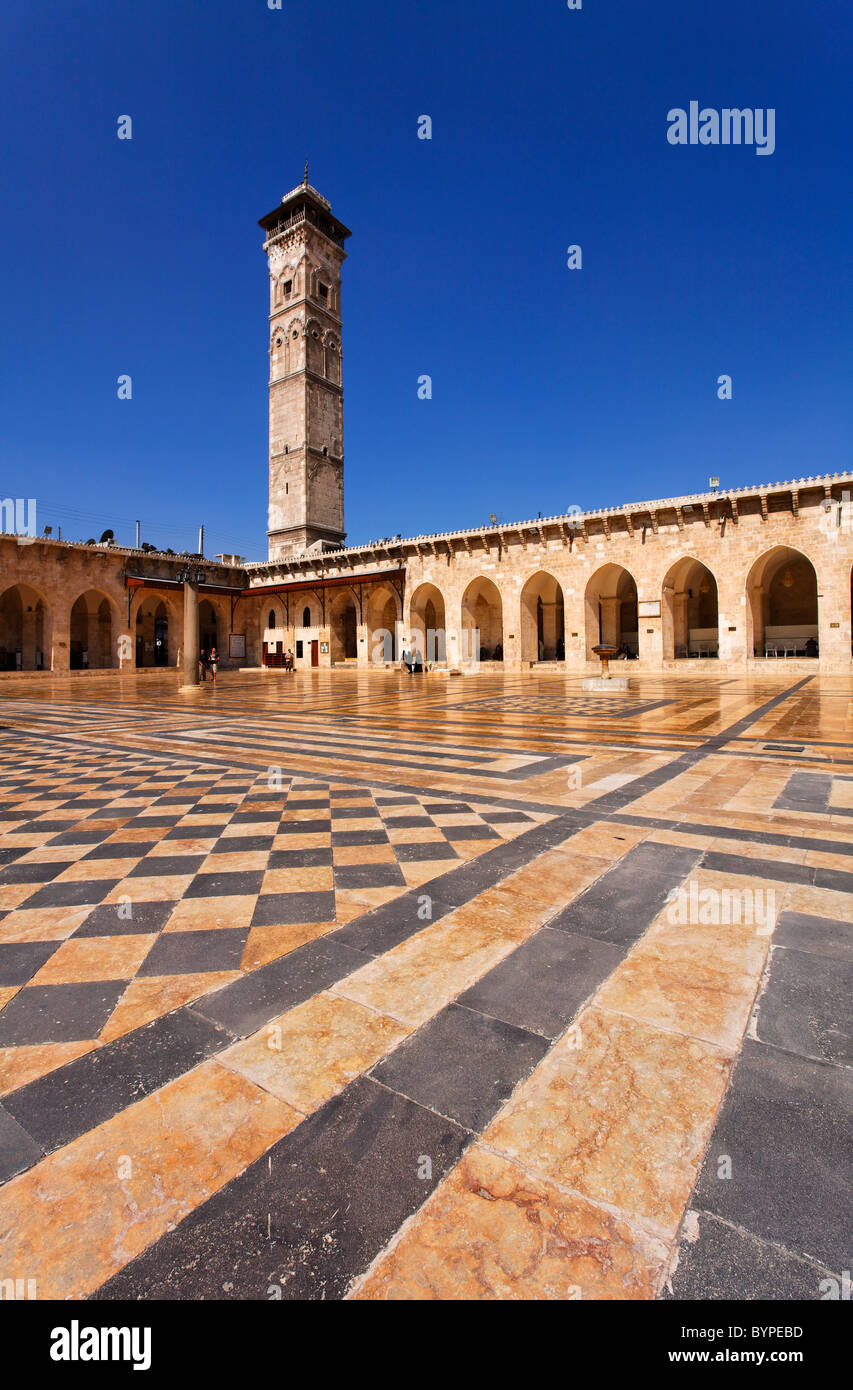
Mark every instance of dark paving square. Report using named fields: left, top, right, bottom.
left=138, top=928, right=249, bottom=976
left=549, top=843, right=701, bottom=946
left=47, top=822, right=115, bottom=845
left=458, top=928, right=625, bottom=1039
left=440, top=823, right=500, bottom=841
left=693, top=1039, right=853, bottom=1273
left=392, top=841, right=458, bottom=862
left=331, top=829, right=390, bottom=846
left=332, top=896, right=456, bottom=955
left=75, top=899, right=178, bottom=937
left=773, top=911, right=853, bottom=962
left=208, top=835, right=275, bottom=855
left=372, top=1003, right=549, bottom=1131
left=0, top=860, right=70, bottom=884
left=0, top=1104, right=42, bottom=1184
left=278, top=818, right=331, bottom=835
left=23, top=878, right=120, bottom=909
left=250, top=891, right=337, bottom=926
left=128, top=854, right=205, bottom=877
left=0, top=940, right=60, bottom=986
left=333, top=863, right=405, bottom=889
left=662, top=1210, right=832, bottom=1300
left=268, top=847, right=333, bottom=868
left=3, top=1007, right=231, bottom=1154
left=164, top=822, right=229, bottom=839
left=755, top=946, right=853, bottom=1066
left=96, top=1076, right=468, bottom=1300
left=0, top=980, right=127, bottom=1045
left=185, top=870, right=265, bottom=898
left=192, top=936, right=367, bottom=1036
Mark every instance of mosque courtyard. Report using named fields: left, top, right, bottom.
left=0, top=668, right=849, bottom=1300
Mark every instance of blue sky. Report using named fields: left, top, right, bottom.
left=1, top=0, right=849, bottom=559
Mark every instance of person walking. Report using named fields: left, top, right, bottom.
left=284, top=647, right=294, bottom=673
left=198, top=648, right=207, bottom=682
left=401, top=647, right=412, bottom=674
left=208, top=647, right=219, bottom=684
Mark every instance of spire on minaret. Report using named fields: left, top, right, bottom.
left=304, top=158, right=309, bottom=185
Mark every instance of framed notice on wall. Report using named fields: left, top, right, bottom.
left=637, top=600, right=661, bottom=619
left=319, top=642, right=329, bottom=654
left=229, top=634, right=246, bottom=659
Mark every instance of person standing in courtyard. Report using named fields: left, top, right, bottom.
left=198, top=647, right=207, bottom=681
left=208, top=647, right=219, bottom=684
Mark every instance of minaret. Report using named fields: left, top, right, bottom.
left=259, top=168, right=351, bottom=559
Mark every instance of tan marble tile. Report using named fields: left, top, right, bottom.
left=260, top=866, right=334, bottom=894
left=163, top=895, right=257, bottom=932
left=0, top=985, right=21, bottom=1015
left=147, top=836, right=217, bottom=856
left=0, top=884, right=42, bottom=910
left=0, top=906, right=93, bottom=943
left=221, top=991, right=409, bottom=1114
left=102, top=875, right=195, bottom=905
left=241, top=920, right=336, bottom=970
left=331, top=843, right=397, bottom=865
left=594, top=917, right=768, bottom=1051
left=0, top=1041, right=99, bottom=1097
left=484, top=1006, right=731, bottom=1237
left=0, top=1060, right=299, bottom=1298
left=30, top=935, right=156, bottom=986
left=99, top=971, right=241, bottom=1042
left=197, top=850, right=269, bottom=874
left=272, top=832, right=331, bottom=850
left=54, top=858, right=143, bottom=882
left=352, top=1146, right=666, bottom=1301
left=334, top=917, right=516, bottom=1027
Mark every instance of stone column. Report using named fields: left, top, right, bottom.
left=87, top=611, right=100, bottom=668
left=599, top=597, right=621, bottom=648
left=182, top=581, right=200, bottom=687
left=673, top=591, right=689, bottom=655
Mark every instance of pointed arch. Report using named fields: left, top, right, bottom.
left=745, top=546, right=819, bottom=657
left=461, top=577, right=503, bottom=662
left=661, top=557, right=719, bottom=658
left=584, top=564, right=638, bottom=659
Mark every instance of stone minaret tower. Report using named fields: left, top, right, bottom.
left=259, top=170, right=351, bottom=559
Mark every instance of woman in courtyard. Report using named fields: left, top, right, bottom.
left=208, top=647, right=219, bottom=683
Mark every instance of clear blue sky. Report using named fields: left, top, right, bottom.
left=1, top=0, right=850, bottom=559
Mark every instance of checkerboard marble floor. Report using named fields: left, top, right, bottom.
left=0, top=669, right=850, bottom=1300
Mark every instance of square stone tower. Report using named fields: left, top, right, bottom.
left=259, top=171, right=351, bottom=559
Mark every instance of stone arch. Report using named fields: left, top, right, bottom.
left=584, top=564, right=638, bottom=659
left=409, top=583, right=446, bottom=664
left=198, top=599, right=219, bottom=658
left=131, top=590, right=178, bottom=668
left=329, top=588, right=358, bottom=662
left=260, top=596, right=288, bottom=667
left=367, top=581, right=401, bottom=665
left=324, top=333, right=341, bottom=386
left=521, top=572, right=565, bottom=662
left=661, top=557, right=719, bottom=659
left=745, top=546, right=819, bottom=658
left=69, top=588, right=119, bottom=669
left=305, top=317, right=324, bottom=373
left=0, top=583, right=48, bottom=671
left=461, top=577, right=503, bottom=662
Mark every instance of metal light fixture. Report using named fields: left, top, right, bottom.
left=782, top=569, right=795, bottom=588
